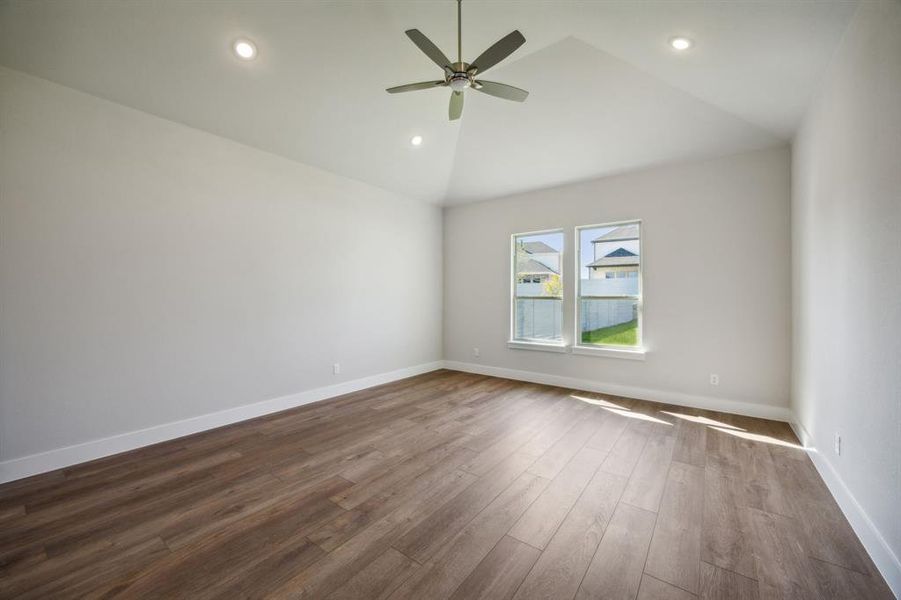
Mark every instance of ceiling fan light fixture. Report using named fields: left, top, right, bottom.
left=449, top=75, right=470, bottom=92
left=669, top=36, right=693, bottom=51
left=233, top=39, right=257, bottom=60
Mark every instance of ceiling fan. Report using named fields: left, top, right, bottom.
left=386, top=0, right=528, bottom=120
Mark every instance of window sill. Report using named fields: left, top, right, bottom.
left=507, top=340, right=568, bottom=353
left=570, top=345, right=646, bottom=361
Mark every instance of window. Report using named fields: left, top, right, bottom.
left=576, top=221, right=641, bottom=349
left=511, top=230, right=564, bottom=344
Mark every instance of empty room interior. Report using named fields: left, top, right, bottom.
left=1, top=1, right=900, bottom=598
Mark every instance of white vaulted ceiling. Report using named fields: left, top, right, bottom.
left=0, top=0, right=856, bottom=204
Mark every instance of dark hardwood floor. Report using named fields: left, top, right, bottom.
left=0, top=370, right=893, bottom=599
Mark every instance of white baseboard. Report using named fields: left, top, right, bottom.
left=790, top=418, right=901, bottom=598
left=0, top=361, right=444, bottom=484
left=442, top=360, right=792, bottom=422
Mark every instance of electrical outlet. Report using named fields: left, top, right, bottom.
left=473, top=347, right=480, bottom=358
left=834, top=433, right=842, bottom=456
left=709, top=373, right=719, bottom=386
left=333, top=363, right=340, bottom=375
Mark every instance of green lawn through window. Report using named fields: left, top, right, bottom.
left=581, top=319, right=638, bottom=346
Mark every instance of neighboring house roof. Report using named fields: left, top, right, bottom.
left=591, top=224, right=639, bottom=243
left=517, top=257, right=559, bottom=275
left=587, top=247, right=639, bottom=268
left=520, top=241, right=558, bottom=254
left=587, top=256, right=639, bottom=267
left=603, top=247, right=636, bottom=257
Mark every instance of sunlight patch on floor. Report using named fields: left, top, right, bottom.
left=601, top=406, right=673, bottom=425
left=570, top=395, right=626, bottom=409
left=570, top=395, right=672, bottom=425
left=709, top=426, right=805, bottom=449
left=660, top=411, right=744, bottom=431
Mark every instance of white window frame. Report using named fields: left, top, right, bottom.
left=508, top=228, right=566, bottom=351
left=573, top=220, right=645, bottom=360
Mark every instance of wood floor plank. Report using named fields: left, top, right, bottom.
left=209, top=539, right=326, bottom=600
left=621, top=432, right=676, bottom=512
left=508, top=446, right=606, bottom=549
left=807, top=556, right=895, bottom=600
left=584, top=410, right=630, bottom=454
left=637, top=574, right=698, bottom=599
left=734, top=439, right=793, bottom=517
left=673, top=419, right=707, bottom=468
left=158, top=471, right=329, bottom=551
left=26, top=469, right=255, bottom=558
left=2, top=538, right=132, bottom=597
left=21, top=448, right=243, bottom=524
left=12, top=537, right=170, bottom=600
left=746, top=507, right=817, bottom=599
left=528, top=415, right=602, bottom=479
left=268, top=462, right=482, bottom=598
left=702, top=466, right=757, bottom=580
left=460, top=391, right=551, bottom=452
left=0, top=505, right=25, bottom=524
left=335, top=447, right=388, bottom=482
left=1, top=450, right=244, bottom=551
left=448, top=536, right=541, bottom=600
left=330, top=440, right=474, bottom=510
left=310, top=463, right=477, bottom=553
left=699, top=561, right=759, bottom=600
left=392, top=451, right=536, bottom=563
left=705, top=425, right=745, bottom=476
left=786, top=492, right=876, bottom=576
left=599, top=422, right=650, bottom=477
left=116, top=476, right=351, bottom=598
left=645, top=461, right=705, bottom=594
left=516, top=403, right=588, bottom=459
left=387, top=472, right=550, bottom=600
left=513, top=469, right=627, bottom=600
left=0, top=371, right=890, bottom=599
left=460, top=426, right=542, bottom=477
left=325, top=547, right=419, bottom=600
left=575, top=502, right=657, bottom=600
left=0, top=543, right=45, bottom=581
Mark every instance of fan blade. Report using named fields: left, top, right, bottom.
left=405, top=29, right=452, bottom=70
left=386, top=81, right=446, bottom=94
left=449, top=91, right=464, bottom=121
left=472, top=80, right=529, bottom=102
left=469, top=30, right=526, bottom=75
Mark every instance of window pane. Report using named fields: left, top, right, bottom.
left=578, top=222, right=640, bottom=347
left=579, top=298, right=638, bottom=346
left=513, top=231, right=563, bottom=343
left=515, top=298, right=563, bottom=342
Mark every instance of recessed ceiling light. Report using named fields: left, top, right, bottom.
left=233, top=39, right=257, bottom=60
left=410, top=135, right=423, bottom=146
left=670, top=37, right=693, bottom=51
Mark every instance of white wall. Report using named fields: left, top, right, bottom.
left=444, top=147, right=791, bottom=416
left=791, top=0, right=901, bottom=592
left=0, top=67, right=442, bottom=464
